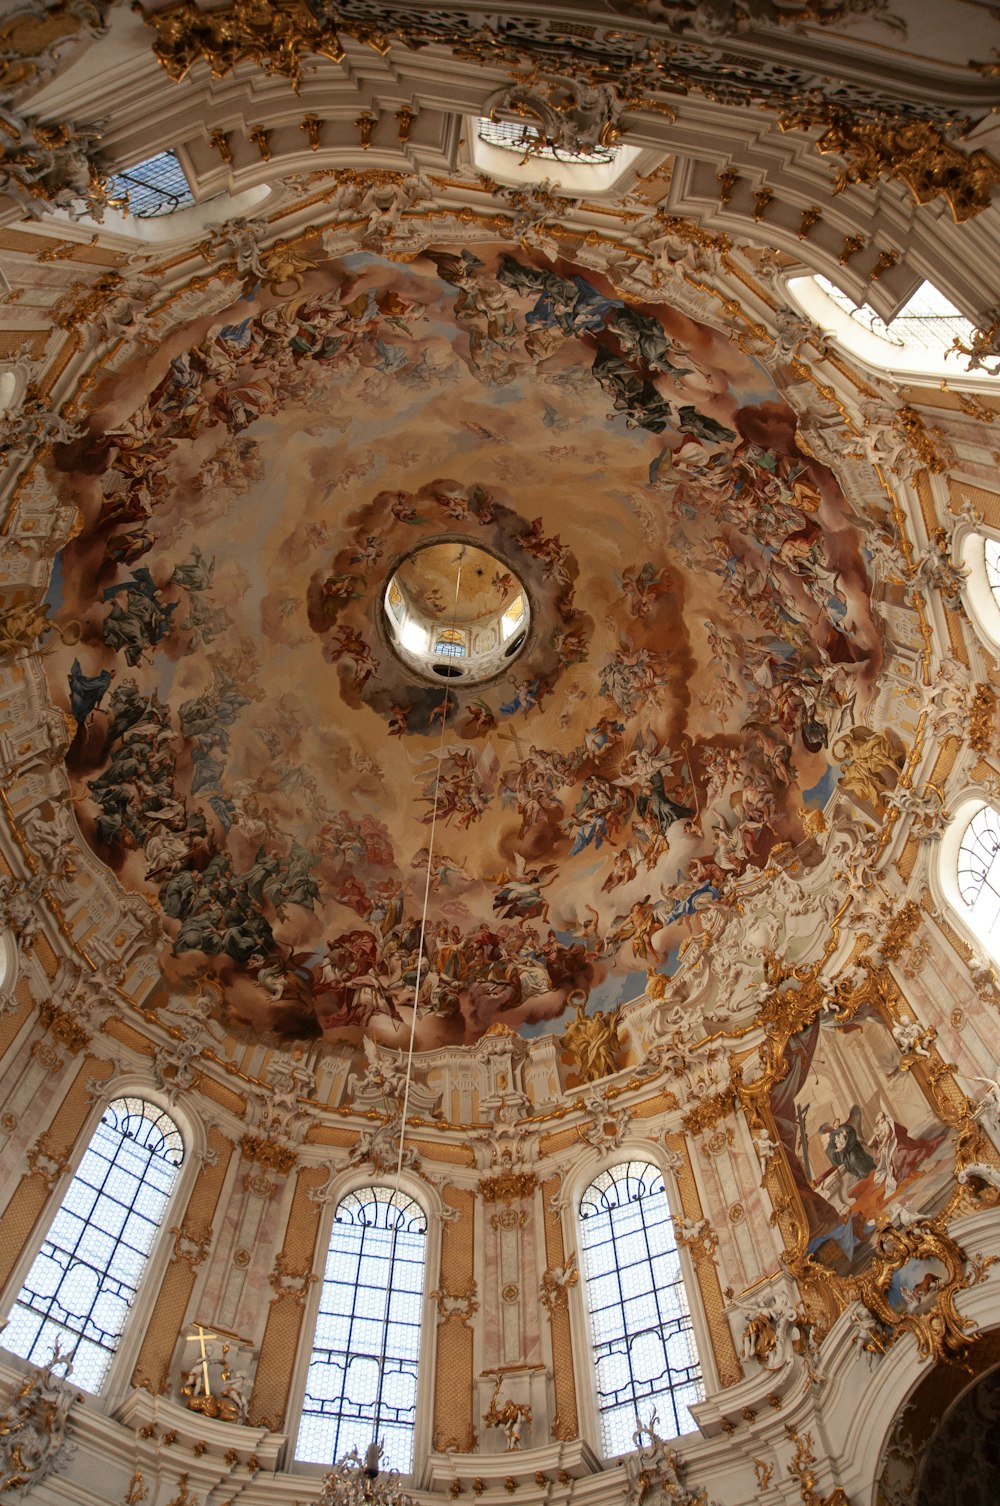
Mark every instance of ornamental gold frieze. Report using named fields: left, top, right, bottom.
left=968, top=684, right=997, bottom=754
left=137, top=0, right=961, bottom=133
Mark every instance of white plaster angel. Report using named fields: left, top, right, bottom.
left=729, top=1288, right=799, bottom=1371
left=969, top=1075, right=1000, bottom=1142
left=891, top=1018, right=934, bottom=1058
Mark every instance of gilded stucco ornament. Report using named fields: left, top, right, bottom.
left=623, top=1414, right=716, bottom=1506
left=952, top=307, right=1000, bottom=375
left=783, top=1425, right=849, bottom=1506
left=0, top=1, right=114, bottom=97
left=482, top=73, right=674, bottom=158
left=0, top=107, right=123, bottom=222
left=138, top=0, right=919, bottom=129
left=779, top=109, right=1000, bottom=223
left=0, top=1346, right=80, bottom=1499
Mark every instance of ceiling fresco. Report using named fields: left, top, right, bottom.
left=41, top=242, right=884, bottom=1050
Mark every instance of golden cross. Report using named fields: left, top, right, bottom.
left=184, top=1324, right=219, bottom=1398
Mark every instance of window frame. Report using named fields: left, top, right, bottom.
left=785, top=273, right=995, bottom=389
left=560, top=1143, right=715, bottom=1460
left=935, top=793, right=1000, bottom=970
left=0, top=1076, right=198, bottom=1411
left=958, top=524, right=1000, bottom=659
left=287, top=1168, right=440, bottom=1480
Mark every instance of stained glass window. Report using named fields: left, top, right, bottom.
left=295, top=1186, right=427, bottom=1472
left=107, top=150, right=194, bottom=219
left=2, top=1097, right=184, bottom=1393
left=957, top=804, right=1000, bottom=938
left=579, top=1160, right=703, bottom=1457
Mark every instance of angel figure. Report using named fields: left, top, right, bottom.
left=258, top=238, right=318, bottom=295
left=561, top=997, right=622, bottom=1084
left=482, top=1374, right=531, bottom=1452
left=831, top=729, right=900, bottom=806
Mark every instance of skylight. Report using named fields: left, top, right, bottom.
left=477, top=117, right=620, bottom=166
left=789, top=274, right=982, bottom=378
left=107, top=150, right=195, bottom=219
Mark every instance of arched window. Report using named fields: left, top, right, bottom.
left=2, top=1097, right=184, bottom=1393
left=295, top=1185, right=427, bottom=1473
left=957, top=531, right=1000, bottom=655
left=579, top=1160, right=704, bottom=1456
left=957, top=804, right=1000, bottom=943
left=787, top=274, right=980, bottom=381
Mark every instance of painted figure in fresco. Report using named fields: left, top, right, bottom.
left=605, top=306, right=694, bottom=379
left=43, top=242, right=884, bottom=1051
left=591, top=348, right=673, bottom=433
left=101, top=568, right=178, bottom=666
left=67, top=660, right=114, bottom=726
left=870, top=1108, right=947, bottom=1197
left=492, top=857, right=558, bottom=923
left=819, top=1107, right=876, bottom=1183
left=620, top=561, right=674, bottom=618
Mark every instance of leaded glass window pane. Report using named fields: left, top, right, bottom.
left=579, top=1160, right=704, bottom=1457
left=295, top=1186, right=427, bottom=1472
left=477, top=117, right=619, bottom=166
left=107, top=150, right=194, bottom=218
left=957, top=805, right=1000, bottom=945
left=3, top=1097, right=183, bottom=1393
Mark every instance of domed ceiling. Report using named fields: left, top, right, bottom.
left=42, top=242, right=882, bottom=1049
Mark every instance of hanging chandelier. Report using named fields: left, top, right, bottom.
left=315, top=1444, right=414, bottom=1506
left=317, top=554, right=468, bottom=1506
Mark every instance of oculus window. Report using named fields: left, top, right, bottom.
left=296, top=1185, right=427, bottom=1472
left=579, top=1160, right=704, bottom=1456
left=2, top=1097, right=184, bottom=1393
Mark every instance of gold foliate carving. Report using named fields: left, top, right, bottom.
left=781, top=109, right=1000, bottom=223
left=540, top=1257, right=579, bottom=1313
left=480, top=1169, right=537, bottom=1204
left=38, top=1001, right=89, bottom=1054
left=784, top=1426, right=850, bottom=1506
left=268, top=1249, right=318, bottom=1305
left=121, top=1469, right=148, bottom=1505
left=952, top=310, right=1000, bottom=375
left=240, top=1133, right=296, bottom=1174
left=754, top=1458, right=774, bottom=1490
left=879, top=900, right=922, bottom=962
left=968, top=683, right=998, bottom=753
left=431, top=1282, right=479, bottom=1327
left=142, top=0, right=369, bottom=86
left=939, top=382, right=998, bottom=422
left=895, top=405, right=955, bottom=473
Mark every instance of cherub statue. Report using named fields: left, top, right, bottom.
left=482, top=1375, right=531, bottom=1452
